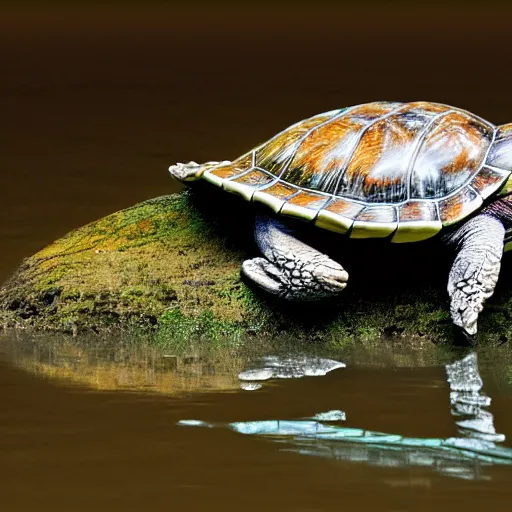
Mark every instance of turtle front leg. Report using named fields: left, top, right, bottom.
left=242, top=214, right=348, bottom=300
left=443, top=214, right=505, bottom=337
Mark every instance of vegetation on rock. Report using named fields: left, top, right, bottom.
left=1, top=187, right=511, bottom=346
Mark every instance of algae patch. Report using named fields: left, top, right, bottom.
left=1, top=189, right=512, bottom=345
left=0, top=192, right=259, bottom=338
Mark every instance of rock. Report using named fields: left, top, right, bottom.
left=1, top=187, right=511, bottom=345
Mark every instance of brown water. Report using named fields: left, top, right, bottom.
left=2, top=4, right=512, bottom=510
left=1, top=334, right=512, bottom=510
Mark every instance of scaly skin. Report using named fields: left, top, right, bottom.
left=242, top=215, right=348, bottom=300
left=443, top=214, right=505, bottom=336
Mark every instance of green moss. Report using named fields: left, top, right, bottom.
left=155, top=307, right=244, bottom=351
left=0, top=192, right=250, bottom=337
left=2, top=189, right=512, bottom=347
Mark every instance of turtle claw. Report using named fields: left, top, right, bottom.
left=242, top=258, right=284, bottom=296
left=449, top=281, right=482, bottom=336
left=242, top=256, right=348, bottom=301
left=450, top=298, right=479, bottom=337
left=449, top=269, right=498, bottom=337
left=310, top=261, right=348, bottom=295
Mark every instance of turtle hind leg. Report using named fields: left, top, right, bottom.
left=443, top=214, right=505, bottom=337
left=242, top=214, right=348, bottom=300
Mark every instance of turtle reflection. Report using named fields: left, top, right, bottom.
left=179, top=353, right=512, bottom=480
left=446, top=352, right=505, bottom=443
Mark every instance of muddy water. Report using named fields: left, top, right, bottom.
left=1, top=334, right=512, bottom=511
left=3, top=4, right=512, bottom=511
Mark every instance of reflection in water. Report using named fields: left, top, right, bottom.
left=312, top=410, right=346, bottom=422
left=5, top=334, right=512, bottom=481
left=0, top=335, right=447, bottom=395
left=181, top=353, right=512, bottom=480
left=230, top=420, right=512, bottom=481
left=238, top=355, right=345, bottom=390
left=446, top=353, right=505, bottom=443
left=3, top=336, right=244, bottom=394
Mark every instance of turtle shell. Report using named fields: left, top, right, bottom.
left=202, top=101, right=512, bottom=242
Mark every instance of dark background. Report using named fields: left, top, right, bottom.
left=2, top=2, right=512, bottom=282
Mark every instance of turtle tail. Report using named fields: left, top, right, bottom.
left=168, top=161, right=228, bottom=183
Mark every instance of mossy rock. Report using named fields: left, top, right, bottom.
left=1, top=187, right=511, bottom=346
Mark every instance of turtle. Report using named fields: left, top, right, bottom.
left=168, top=101, right=512, bottom=337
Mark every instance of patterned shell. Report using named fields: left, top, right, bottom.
left=202, top=101, right=512, bottom=242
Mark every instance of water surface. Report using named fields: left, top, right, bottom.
left=1, top=334, right=512, bottom=510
